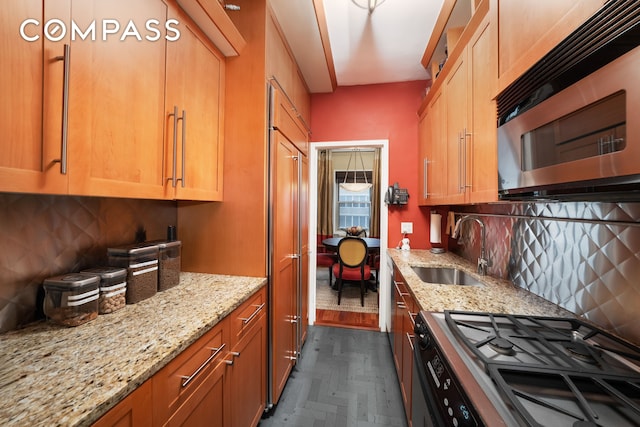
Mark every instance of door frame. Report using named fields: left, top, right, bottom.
left=308, top=139, right=389, bottom=331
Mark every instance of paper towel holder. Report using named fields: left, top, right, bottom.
left=430, top=210, right=445, bottom=254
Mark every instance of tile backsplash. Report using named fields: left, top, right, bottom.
left=450, top=201, right=640, bottom=346
left=0, top=194, right=177, bottom=332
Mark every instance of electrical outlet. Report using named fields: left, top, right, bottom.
left=401, top=222, right=413, bottom=234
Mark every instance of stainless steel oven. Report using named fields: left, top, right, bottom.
left=412, top=311, right=640, bottom=427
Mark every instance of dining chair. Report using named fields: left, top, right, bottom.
left=332, top=237, right=371, bottom=306
left=317, top=234, right=338, bottom=287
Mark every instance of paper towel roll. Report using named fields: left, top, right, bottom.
left=430, top=213, right=442, bottom=244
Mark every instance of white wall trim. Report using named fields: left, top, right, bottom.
left=308, top=139, right=390, bottom=332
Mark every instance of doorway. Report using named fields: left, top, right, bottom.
left=308, top=140, right=389, bottom=332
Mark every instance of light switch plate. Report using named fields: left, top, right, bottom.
left=401, top=222, right=413, bottom=234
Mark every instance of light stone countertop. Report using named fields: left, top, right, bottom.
left=0, top=272, right=267, bottom=427
left=388, top=249, right=573, bottom=317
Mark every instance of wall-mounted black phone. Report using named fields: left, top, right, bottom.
left=385, top=182, right=409, bottom=205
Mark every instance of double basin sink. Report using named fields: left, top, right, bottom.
left=411, top=266, right=484, bottom=287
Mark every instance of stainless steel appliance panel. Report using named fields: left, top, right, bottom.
left=498, top=45, right=640, bottom=196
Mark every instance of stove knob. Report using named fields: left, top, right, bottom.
left=414, top=322, right=431, bottom=350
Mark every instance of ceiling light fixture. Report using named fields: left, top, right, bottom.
left=340, top=149, right=373, bottom=192
left=350, top=0, right=387, bottom=14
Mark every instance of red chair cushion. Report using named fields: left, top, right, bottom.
left=332, top=264, right=371, bottom=281
left=317, top=253, right=337, bottom=267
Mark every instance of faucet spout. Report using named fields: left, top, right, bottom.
left=452, top=215, right=489, bottom=275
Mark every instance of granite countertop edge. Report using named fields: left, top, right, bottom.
left=388, top=249, right=573, bottom=318
left=0, top=272, right=267, bottom=427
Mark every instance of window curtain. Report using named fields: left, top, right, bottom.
left=370, top=148, right=381, bottom=237
left=317, top=149, right=334, bottom=236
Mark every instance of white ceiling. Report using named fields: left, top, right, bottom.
left=270, top=0, right=445, bottom=93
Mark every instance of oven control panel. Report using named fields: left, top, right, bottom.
left=416, top=322, right=483, bottom=427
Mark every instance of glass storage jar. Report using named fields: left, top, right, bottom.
left=43, top=273, right=100, bottom=326
left=108, top=243, right=159, bottom=304
left=81, top=266, right=127, bottom=314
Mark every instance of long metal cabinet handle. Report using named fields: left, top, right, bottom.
left=53, top=44, right=70, bottom=174
left=179, top=110, right=186, bottom=187
left=181, top=343, right=226, bottom=387
left=464, top=128, right=471, bottom=189
left=423, top=158, right=428, bottom=199
left=239, top=303, right=265, bottom=325
left=168, top=106, right=178, bottom=187
left=458, top=131, right=464, bottom=193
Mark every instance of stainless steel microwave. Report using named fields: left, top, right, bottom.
left=497, top=1, right=640, bottom=200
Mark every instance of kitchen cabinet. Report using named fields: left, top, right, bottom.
left=0, top=0, right=69, bottom=195
left=418, top=88, right=445, bottom=205
left=164, top=3, right=225, bottom=201
left=96, top=286, right=267, bottom=427
left=269, top=80, right=309, bottom=407
left=391, top=262, right=416, bottom=426
left=152, top=316, right=228, bottom=426
left=92, top=380, right=153, bottom=427
left=418, top=2, right=497, bottom=205
left=66, top=0, right=168, bottom=199
left=227, top=289, right=267, bottom=427
left=496, top=0, right=606, bottom=94
left=1, top=0, right=225, bottom=201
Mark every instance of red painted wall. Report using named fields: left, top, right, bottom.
left=310, top=80, right=431, bottom=249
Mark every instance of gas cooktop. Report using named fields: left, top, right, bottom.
left=444, top=311, right=640, bottom=427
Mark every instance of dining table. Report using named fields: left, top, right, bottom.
left=322, top=237, right=381, bottom=291
left=321, top=237, right=381, bottom=252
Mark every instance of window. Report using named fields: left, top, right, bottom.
left=335, top=171, right=372, bottom=231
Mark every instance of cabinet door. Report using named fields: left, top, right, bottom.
left=0, top=0, right=69, bottom=194
left=467, top=16, right=497, bottom=203
left=299, top=154, right=309, bottom=344
left=417, top=88, right=446, bottom=205
left=92, top=380, right=152, bottom=427
left=166, top=6, right=224, bottom=201
left=67, top=0, right=167, bottom=199
left=401, top=298, right=416, bottom=426
left=228, top=307, right=267, bottom=427
left=271, top=131, right=298, bottom=404
left=165, top=361, right=226, bottom=427
left=152, top=320, right=227, bottom=426
left=417, top=113, right=429, bottom=206
left=444, top=55, right=467, bottom=204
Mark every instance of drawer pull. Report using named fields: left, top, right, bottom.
left=224, top=352, right=240, bottom=366
left=181, top=343, right=226, bottom=388
left=406, top=332, right=415, bottom=351
left=239, top=303, right=265, bottom=325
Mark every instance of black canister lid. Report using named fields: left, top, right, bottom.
left=43, top=273, right=100, bottom=290
left=81, top=266, right=127, bottom=279
left=107, top=242, right=160, bottom=256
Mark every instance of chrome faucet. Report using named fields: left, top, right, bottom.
left=452, top=215, right=489, bottom=275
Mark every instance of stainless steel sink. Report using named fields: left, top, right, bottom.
left=410, top=266, right=484, bottom=286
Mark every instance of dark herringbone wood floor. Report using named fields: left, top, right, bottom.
left=259, top=326, right=407, bottom=427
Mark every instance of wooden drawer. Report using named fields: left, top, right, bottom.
left=229, top=287, right=267, bottom=346
left=152, top=318, right=228, bottom=425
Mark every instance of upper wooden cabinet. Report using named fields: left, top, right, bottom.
left=67, top=0, right=168, bottom=199
left=1, top=0, right=226, bottom=201
left=0, top=0, right=69, bottom=194
left=496, top=0, right=606, bottom=94
left=266, top=9, right=311, bottom=132
left=418, top=1, right=497, bottom=206
left=165, top=3, right=225, bottom=201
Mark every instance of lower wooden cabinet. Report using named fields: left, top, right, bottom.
left=92, top=380, right=153, bottom=427
left=93, top=287, right=267, bottom=427
left=392, top=263, right=416, bottom=426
